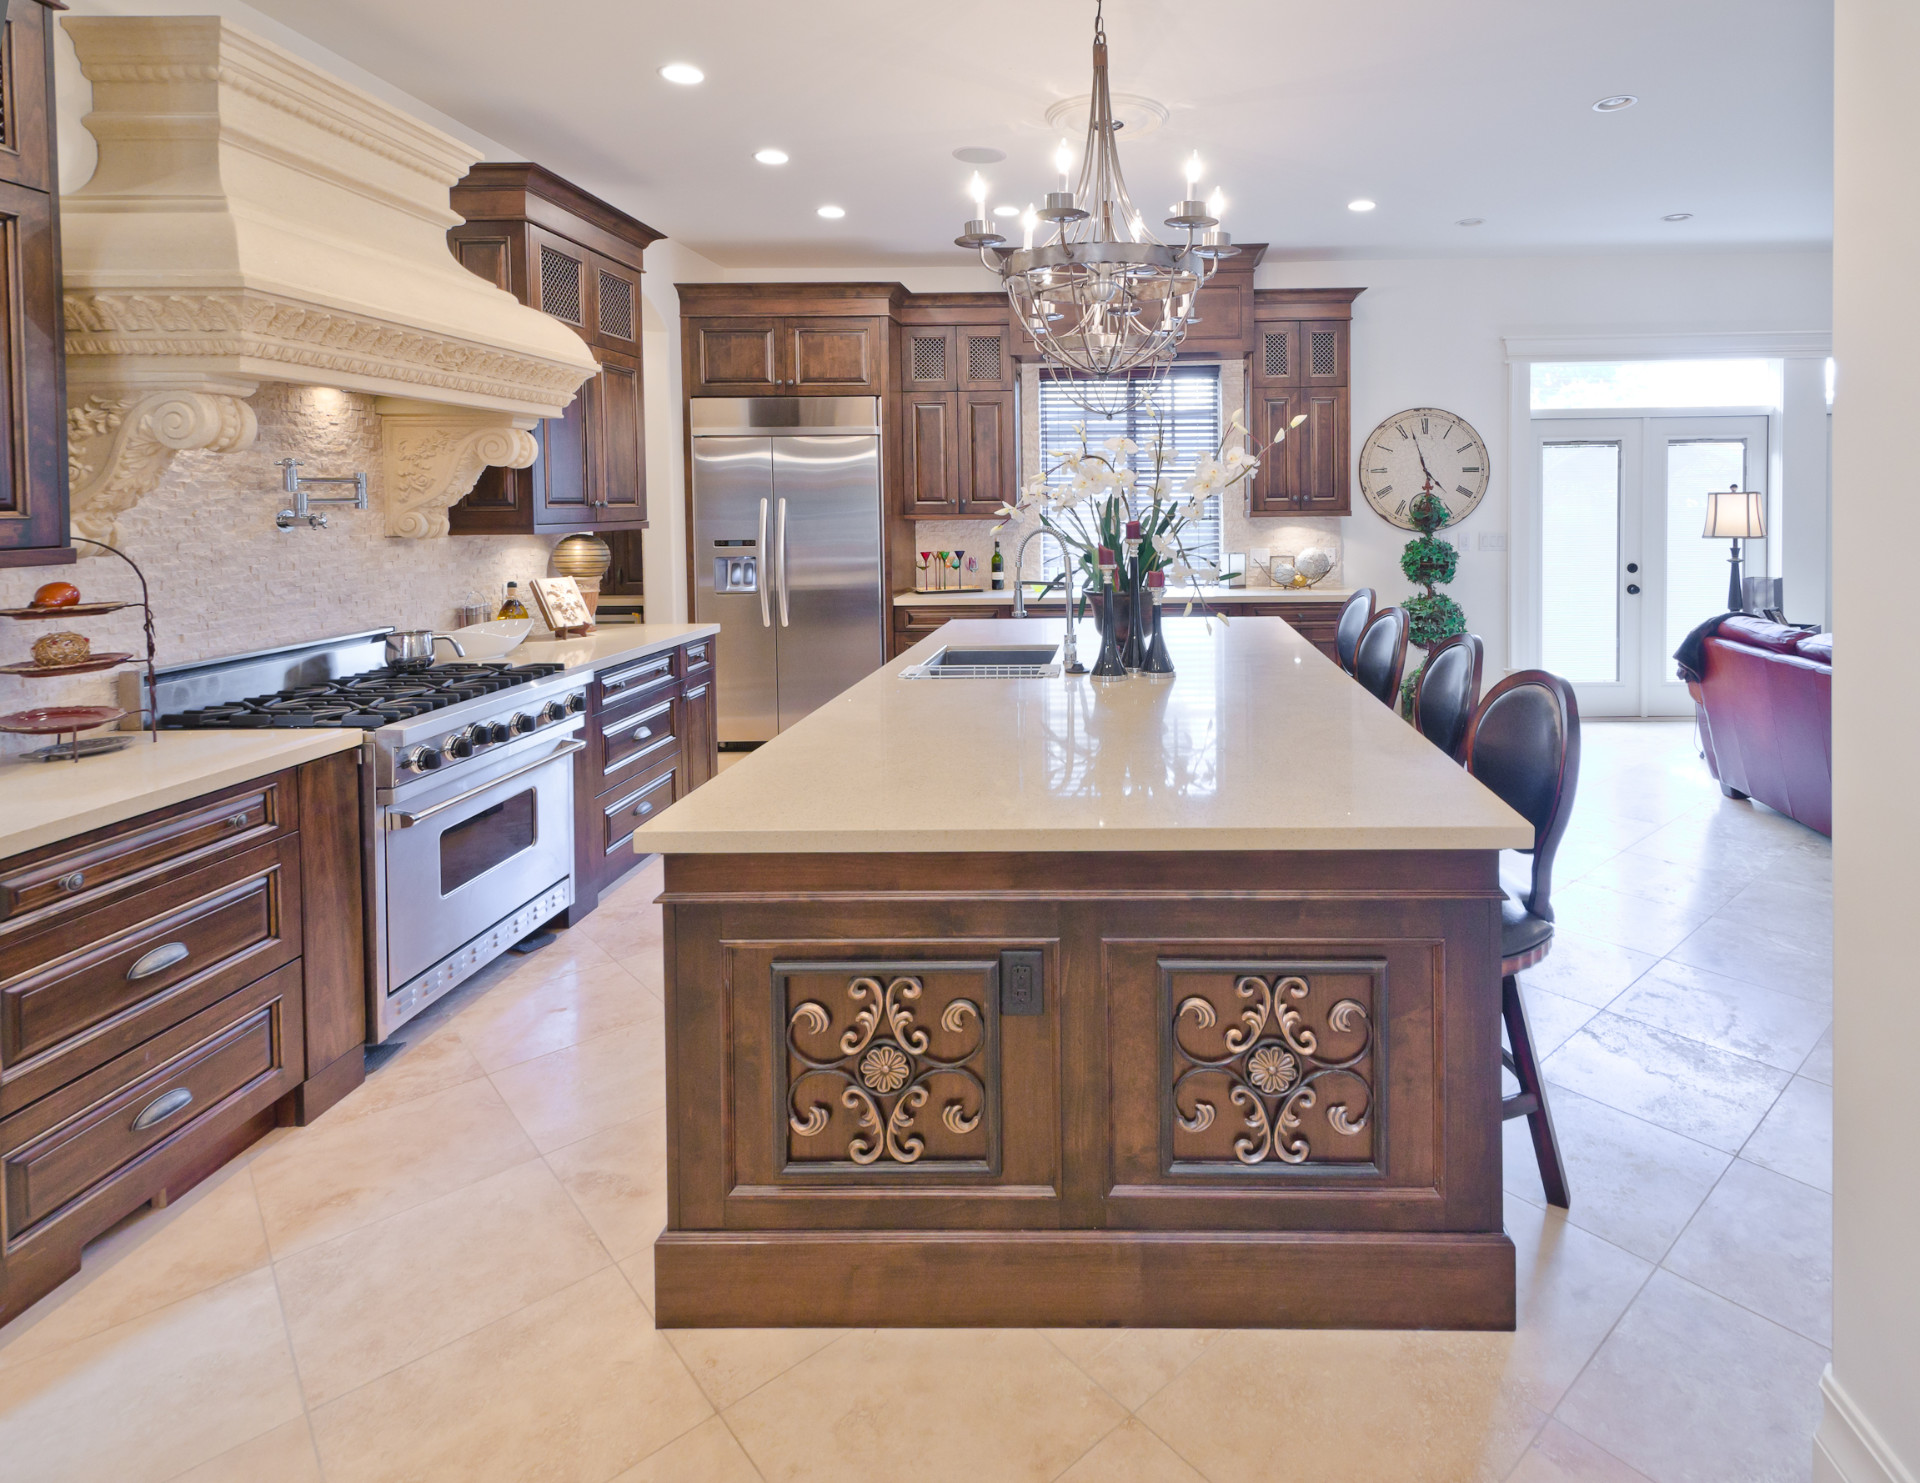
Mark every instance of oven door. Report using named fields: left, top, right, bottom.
left=379, top=731, right=580, bottom=998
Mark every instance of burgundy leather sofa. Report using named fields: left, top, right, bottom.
left=1687, top=616, right=1831, bottom=835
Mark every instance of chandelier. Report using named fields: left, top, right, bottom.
left=955, top=0, right=1235, bottom=384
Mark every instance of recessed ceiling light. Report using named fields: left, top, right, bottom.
left=754, top=148, right=789, bottom=165
left=659, top=62, right=704, bottom=85
left=1592, top=94, right=1637, bottom=112
left=1662, top=211, right=1694, bottom=221
left=1456, top=217, right=1485, bottom=227
left=953, top=146, right=1007, bottom=164
left=816, top=204, right=845, bottom=219
left=992, top=204, right=1019, bottom=218
left=1348, top=199, right=1376, bottom=212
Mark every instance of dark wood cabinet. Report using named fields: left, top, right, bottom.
left=1247, top=289, right=1364, bottom=516
left=0, top=1, right=70, bottom=568
left=957, top=390, right=1016, bottom=516
left=0, top=753, right=367, bottom=1323
left=686, top=313, right=884, bottom=395
left=895, top=296, right=1015, bottom=520
left=901, top=391, right=957, bottom=518
left=447, top=164, right=662, bottom=535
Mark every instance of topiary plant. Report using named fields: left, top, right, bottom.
left=1398, top=491, right=1466, bottom=715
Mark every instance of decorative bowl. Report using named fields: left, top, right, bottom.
left=443, top=618, right=531, bottom=661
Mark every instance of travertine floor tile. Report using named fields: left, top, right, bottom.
left=1556, top=1270, right=1827, bottom=1483
left=1797, top=1024, right=1833, bottom=1085
left=1576, top=851, right=1753, bottom=915
left=167, top=1415, right=321, bottom=1483
left=277, top=1157, right=608, bottom=1404
left=545, top=1106, right=670, bottom=1260
left=1043, top=1328, right=1219, bottom=1410
left=620, top=1246, right=659, bottom=1315
left=251, top=1075, right=535, bottom=1257
left=1517, top=984, right=1598, bottom=1061
left=490, top=1018, right=668, bottom=1153
left=725, top=1328, right=1126, bottom=1483
left=1057, top=1419, right=1206, bottom=1481
left=1543, top=1014, right=1790, bottom=1152
left=1550, top=882, right=1715, bottom=958
left=311, top=1267, right=709, bottom=1483
left=321, top=1021, right=487, bottom=1127
left=1739, top=1075, right=1832, bottom=1192
left=1502, top=1087, right=1728, bottom=1262
left=454, top=959, right=661, bottom=1072
left=666, top=1326, right=845, bottom=1409
left=610, top=1415, right=762, bottom=1483
left=1137, top=1328, right=1544, bottom=1483
left=1608, top=960, right=1829, bottom=1072
left=1505, top=1195, right=1653, bottom=1412
left=1663, top=1158, right=1831, bottom=1345
left=1507, top=1420, right=1653, bottom=1482
left=1516, top=930, right=1655, bottom=1010
left=0, top=1168, right=266, bottom=1376
left=0, top=1269, right=303, bottom=1483
left=1666, top=916, right=1832, bottom=1004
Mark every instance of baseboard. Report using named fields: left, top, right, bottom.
left=1816, top=1366, right=1918, bottom=1483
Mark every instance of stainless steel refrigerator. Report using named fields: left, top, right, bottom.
left=690, top=396, right=885, bottom=743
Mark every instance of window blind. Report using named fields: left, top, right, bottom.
left=1034, top=366, right=1223, bottom=576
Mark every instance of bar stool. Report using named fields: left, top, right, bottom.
left=1413, top=632, right=1485, bottom=762
left=1335, top=588, right=1376, bottom=674
left=1352, top=606, right=1409, bottom=707
left=1463, top=669, right=1580, bottom=1209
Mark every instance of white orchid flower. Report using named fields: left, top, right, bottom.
left=1102, top=436, right=1138, bottom=456
left=1224, top=446, right=1257, bottom=471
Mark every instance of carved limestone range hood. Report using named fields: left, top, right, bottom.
left=60, top=15, right=600, bottom=543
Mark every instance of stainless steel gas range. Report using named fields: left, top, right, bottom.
left=129, top=629, right=588, bottom=1042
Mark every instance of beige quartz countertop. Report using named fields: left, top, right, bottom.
left=0, top=730, right=363, bottom=860
left=895, top=586, right=1354, bottom=606
left=510, top=623, right=719, bottom=674
left=638, top=616, right=1531, bottom=855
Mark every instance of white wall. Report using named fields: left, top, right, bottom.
left=1820, top=4, right=1919, bottom=1480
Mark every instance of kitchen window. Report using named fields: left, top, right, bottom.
left=1035, top=365, right=1224, bottom=576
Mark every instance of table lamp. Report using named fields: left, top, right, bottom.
left=1703, top=484, right=1766, bottom=611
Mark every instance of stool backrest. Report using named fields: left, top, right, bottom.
left=1353, top=606, right=1409, bottom=707
left=1465, top=670, right=1581, bottom=920
left=1414, top=632, right=1485, bottom=761
left=1335, top=588, right=1376, bottom=674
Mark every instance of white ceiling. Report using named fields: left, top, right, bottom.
left=243, top=0, right=1833, bottom=268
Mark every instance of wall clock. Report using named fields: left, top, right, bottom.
left=1358, top=407, right=1490, bottom=530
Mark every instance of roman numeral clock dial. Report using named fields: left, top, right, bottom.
left=1357, top=406, right=1490, bottom=530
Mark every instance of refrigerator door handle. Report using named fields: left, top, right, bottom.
left=756, top=497, right=772, bottom=628
left=775, top=495, right=791, bottom=628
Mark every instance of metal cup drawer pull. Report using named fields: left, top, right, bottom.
left=128, top=941, right=191, bottom=980
left=131, top=1087, right=194, bottom=1132
left=634, top=798, right=655, bottom=819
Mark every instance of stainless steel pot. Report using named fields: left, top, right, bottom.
left=385, top=630, right=465, bottom=672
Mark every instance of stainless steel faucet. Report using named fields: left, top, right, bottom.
left=1011, top=528, right=1085, bottom=674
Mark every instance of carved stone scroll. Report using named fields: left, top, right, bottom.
left=67, top=387, right=260, bottom=549
left=1165, top=962, right=1381, bottom=1169
left=375, top=399, right=538, bottom=539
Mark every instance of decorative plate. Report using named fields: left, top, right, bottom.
left=0, top=705, right=128, bottom=734
left=0, top=602, right=130, bottom=620
left=0, top=651, right=136, bottom=677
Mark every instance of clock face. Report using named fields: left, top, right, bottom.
left=1358, top=408, right=1490, bottom=530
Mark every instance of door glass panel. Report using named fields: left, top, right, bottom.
left=1664, top=440, right=1747, bottom=660
left=1541, top=443, right=1622, bottom=683
left=440, top=789, right=537, bottom=894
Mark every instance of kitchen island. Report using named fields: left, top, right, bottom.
left=637, top=616, right=1533, bottom=1329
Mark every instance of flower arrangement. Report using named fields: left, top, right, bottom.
left=993, top=385, right=1304, bottom=596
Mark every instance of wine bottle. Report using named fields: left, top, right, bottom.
left=497, top=582, right=529, bottom=620
left=991, top=541, right=1005, bottom=591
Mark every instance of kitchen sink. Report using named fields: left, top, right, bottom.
left=901, top=644, right=1062, bottom=679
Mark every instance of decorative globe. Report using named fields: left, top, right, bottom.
left=550, top=533, right=613, bottom=583
left=1294, top=547, right=1335, bottom=585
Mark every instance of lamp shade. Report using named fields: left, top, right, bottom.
left=1703, top=485, right=1766, bottom=540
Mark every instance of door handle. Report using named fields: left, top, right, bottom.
left=128, top=942, right=190, bottom=980
left=388, top=740, right=585, bottom=828
left=775, top=495, right=791, bottom=628
left=756, top=497, right=772, bottom=628
left=1626, top=583, right=1642, bottom=595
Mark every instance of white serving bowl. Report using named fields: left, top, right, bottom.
left=444, top=618, right=531, bottom=661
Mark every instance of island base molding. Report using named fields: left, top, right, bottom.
left=656, top=1228, right=1515, bottom=1329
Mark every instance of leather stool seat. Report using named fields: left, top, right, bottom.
left=1501, top=898, right=1555, bottom=964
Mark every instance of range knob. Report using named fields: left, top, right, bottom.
left=538, top=700, right=567, bottom=725
left=508, top=712, right=536, bottom=737
left=443, top=729, right=474, bottom=760
left=400, top=745, right=443, bottom=773
left=565, top=691, right=586, bottom=715
left=485, top=721, right=510, bottom=746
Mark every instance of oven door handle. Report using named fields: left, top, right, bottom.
left=387, top=739, right=585, bottom=829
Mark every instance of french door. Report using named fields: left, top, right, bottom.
left=1535, top=415, right=1768, bottom=717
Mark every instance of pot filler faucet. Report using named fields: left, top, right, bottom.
left=1010, top=528, right=1086, bottom=674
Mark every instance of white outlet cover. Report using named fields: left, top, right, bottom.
left=1477, top=532, right=1509, bottom=551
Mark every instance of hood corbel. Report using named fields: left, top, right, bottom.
left=59, top=16, right=600, bottom=546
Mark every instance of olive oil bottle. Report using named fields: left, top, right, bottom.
left=497, top=581, right=529, bottom=620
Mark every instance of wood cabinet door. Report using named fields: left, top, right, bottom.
left=957, top=390, right=1016, bottom=518
left=526, top=225, right=592, bottom=335
left=690, top=317, right=781, bottom=394
left=680, top=675, right=717, bottom=793
left=532, top=369, right=595, bottom=525
left=589, top=254, right=640, bottom=354
left=1252, top=322, right=1300, bottom=387
left=955, top=326, right=1014, bottom=391
left=1249, top=389, right=1306, bottom=514
left=586, top=347, right=647, bottom=528
left=901, top=327, right=956, bottom=393
left=0, top=179, right=62, bottom=562
left=1295, top=389, right=1350, bottom=514
left=1301, top=320, right=1349, bottom=386
left=783, top=317, right=882, bottom=392
left=901, top=392, right=958, bottom=518
left=0, top=1, right=54, bottom=194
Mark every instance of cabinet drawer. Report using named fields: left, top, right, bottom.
left=896, top=605, right=1004, bottom=635
left=679, top=637, right=713, bottom=678
left=600, top=695, right=677, bottom=784
left=602, top=761, right=678, bottom=861
left=0, top=773, right=291, bottom=925
left=598, top=650, right=676, bottom=708
left=2, top=963, right=302, bottom=1246
left=1, top=840, right=300, bottom=1116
